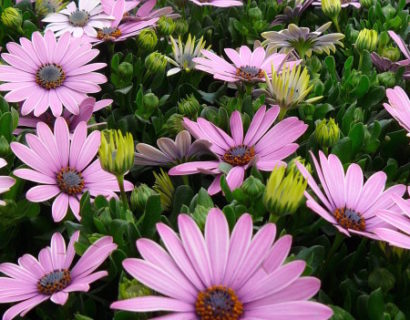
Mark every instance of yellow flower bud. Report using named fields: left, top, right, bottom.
left=322, top=0, right=341, bottom=19
left=1, top=7, right=22, bottom=30
left=356, top=29, right=378, bottom=52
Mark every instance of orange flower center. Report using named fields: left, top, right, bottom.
left=236, top=65, right=264, bottom=81
left=37, top=269, right=71, bottom=295
left=56, top=167, right=84, bottom=195
left=195, top=285, right=243, bottom=320
left=334, top=208, right=366, bottom=231
left=97, top=27, right=122, bottom=40
left=35, top=63, right=66, bottom=90
left=223, top=145, right=255, bottom=166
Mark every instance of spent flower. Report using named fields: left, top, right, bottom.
left=262, top=22, right=345, bottom=58
left=271, top=0, right=313, bottom=26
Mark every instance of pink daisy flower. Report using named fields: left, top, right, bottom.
left=15, top=97, right=113, bottom=134
left=169, top=105, right=307, bottom=194
left=297, top=151, right=406, bottom=239
left=0, top=158, right=15, bottom=206
left=193, top=45, right=300, bottom=83
left=384, top=86, right=410, bottom=136
left=0, top=231, right=117, bottom=320
left=374, top=192, right=410, bottom=250
left=312, top=0, right=360, bottom=8
left=111, top=208, right=333, bottom=319
left=124, top=0, right=179, bottom=23
left=0, top=30, right=107, bottom=117
left=188, top=0, right=243, bottom=7
left=388, top=30, right=410, bottom=79
left=87, top=0, right=158, bottom=43
left=10, top=117, right=133, bottom=223
left=101, top=0, right=140, bottom=13
left=43, top=0, right=113, bottom=38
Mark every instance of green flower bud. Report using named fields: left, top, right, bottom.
left=314, top=118, right=340, bottom=148
left=359, top=0, right=373, bottom=8
left=241, top=176, right=265, bottom=197
left=157, top=16, right=176, bottom=36
left=178, top=95, right=200, bottom=117
left=355, top=29, right=378, bottom=52
left=381, top=46, right=400, bottom=62
left=263, top=164, right=307, bottom=219
left=145, top=52, right=167, bottom=75
left=118, top=62, right=133, bottom=80
left=99, top=130, right=134, bottom=177
left=248, top=7, right=263, bottom=20
left=382, top=4, right=396, bottom=19
left=1, top=7, right=22, bottom=31
left=174, top=19, right=189, bottom=36
left=153, top=169, right=174, bottom=211
left=137, top=29, right=158, bottom=52
left=164, top=113, right=185, bottom=136
left=192, top=205, right=209, bottom=231
left=119, top=277, right=152, bottom=300
left=130, top=184, right=156, bottom=212
left=368, top=268, right=395, bottom=292
left=143, top=93, right=160, bottom=111
left=377, top=72, right=396, bottom=88
left=288, top=156, right=312, bottom=174
left=321, top=0, right=341, bottom=19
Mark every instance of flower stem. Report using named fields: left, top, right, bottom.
left=332, top=18, right=341, bottom=33
left=116, top=175, right=130, bottom=210
left=278, top=107, right=287, bottom=121
left=358, top=53, right=364, bottom=70
left=182, top=175, right=190, bottom=186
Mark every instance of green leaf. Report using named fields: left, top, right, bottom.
left=352, top=76, right=370, bottom=98
left=368, top=288, right=385, bottom=320
left=332, top=137, right=353, bottom=162
left=330, top=305, right=355, bottom=320
left=141, top=194, right=162, bottom=238
left=197, top=188, right=213, bottom=208
left=348, top=123, right=365, bottom=154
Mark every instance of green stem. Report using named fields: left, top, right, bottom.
left=358, top=53, right=364, bottom=70
left=116, top=175, right=130, bottom=210
left=278, top=107, right=287, bottom=121
left=332, top=18, right=341, bottom=33
left=182, top=175, right=190, bottom=186
left=321, top=233, right=344, bottom=277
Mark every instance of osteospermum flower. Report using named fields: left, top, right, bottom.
left=16, top=97, right=113, bottom=134
left=101, top=0, right=139, bottom=13
left=194, top=45, right=300, bottom=83
left=271, top=0, right=313, bottom=26
left=10, top=117, right=133, bottom=222
left=135, top=130, right=212, bottom=166
left=297, top=151, right=406, bottom=238
left=87, top=0, right=158, bottom=43
left=169, top=106, right=307, bottom=194
left=111, top=208, right=333, bottom=319
left=255, top=64, right=322, bottom=113
left=0, top=30, right=107, bottom=117
left=124, top=0, right=179, bottom=23
left=0, top=231, right=117, bottom=320
left=312, top=0, right=360, bottom=8
left=188, top=0, right=243, bottom=7
left=0, top=158, right=15, bottom=206
left=43, top=0, right=113, bottom=38
left=388, top=30, right=410, bottom=79
left=383, top=86, right=410, bottom=136
left=166, top=34, right=209, bottom=76
left=374, top=192, right=410, bottom=250
left=262, top=22, right=345, bottom=58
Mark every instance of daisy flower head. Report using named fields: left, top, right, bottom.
left=10, top=117, right=133, bottom=223
left=296, top=151, right=406, bottom=239
left=0, top=30, right=107, bottom=117
left=101, top=0, right=140, bottom=14
left=87, top=0, right=158, bottom=43
left=188, top=0, right=243, bottom=7
left=169, top=106, right=307, bottom=195
left=124, top=0, right=179, bottom=23
left=374, top=193, right=410, bottom=250
left=43, top=0, right=113, bottom=38
left=312, top=0, right=361, bottom=8
left=111, top=208, right=333, bottom=319
left=193, top=45, right=300, bottom=84
left=0, top=231, right=117, bottom=320
left=16, top=97, right=113, bottom=134
left=0, top=158, right=15, bottom=205
left=384, top=86, right=410, bottom=136
left=166, top=34, right=209, bottom=76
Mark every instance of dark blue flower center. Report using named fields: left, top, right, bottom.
left=223, top=145, right=255, bottom=166
left=69, top=9, right=89, bottom=27
left=334, top=207, right=365, bottom=231
left=196, top=285, right=243, bottom=320
left=36, top=64, right=66, bottom=90
left=57, top=167, right=84, bottom=195
left=37, top=269, right=71, bottom=295
left=236, top=65, right=264, bottom=81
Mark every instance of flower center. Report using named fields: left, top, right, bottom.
left=35, top=64, right=66, bottom=90
left=181, top=53, right=195, bottom=70
left=37, top=269, right=71, bottom=295
left=69, top=9, right=89, bottom=27
left=97, top=27, right=122, bottom=40
left=223, top=145, right=255, bottom=166
left=334, top=208, right=365, bottom=231
left=196, top=285, right=243, bottom=320
left=236, top=65, right=264, bottom=81
left=56, top=167, right=85, bottom=195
